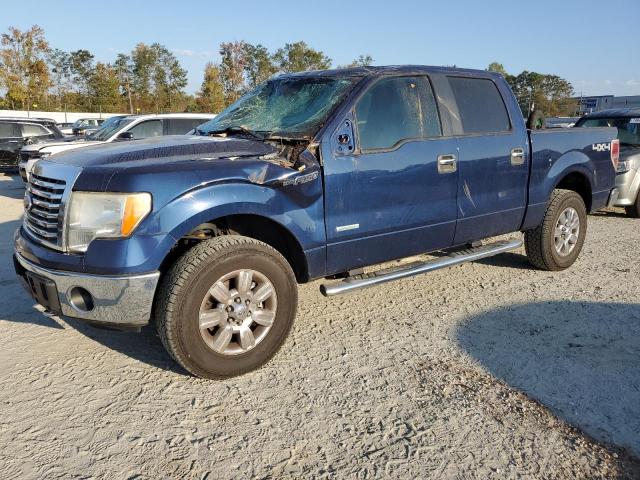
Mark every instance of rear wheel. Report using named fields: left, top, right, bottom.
left=525, top=189, right=587, bottom=271
left=155, top=235, right=298, bottom=379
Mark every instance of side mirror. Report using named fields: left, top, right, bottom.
left=116, top=132, right=134, bottom=141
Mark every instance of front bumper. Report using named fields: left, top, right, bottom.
left=14, top=251, right=160, bottom=327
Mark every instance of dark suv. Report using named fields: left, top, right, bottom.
left=0, top=117, right=65, bottom=169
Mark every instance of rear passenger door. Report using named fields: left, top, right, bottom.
left=447, top=76, right=529, bottom=243
left=323, top=75, right=460, bottom=274
left=165, top=118, right=206, bottom=135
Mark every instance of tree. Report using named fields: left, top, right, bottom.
left=219, top=41, right=248, bottom=105
left=243, top=43, right=277, bottom=88
left=69, top=49, right=95, bottom=108
left=195, top=62, right=225, bottom=113
left=273, top=41, right=331, bottom=73
left=509, top=71, right=574, bottom=116
left=48, top=48, right=71, bottom=110
left=150, top=44, right=188, bottom=111
left=340, top=54, right=373, bottom=68
left=87, top=63, right=121, bottom=112
left=114, top=53, right=134, bottom=113
left=0, top=25, right=50, bottom=110
left=486, top=62, right=507, bottom=76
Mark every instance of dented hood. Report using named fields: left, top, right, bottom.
left=48, top=134, right=277, bottom=169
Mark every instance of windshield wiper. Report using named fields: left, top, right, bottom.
left=207, top=125, right=269, bottom=140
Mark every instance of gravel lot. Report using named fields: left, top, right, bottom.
left=1, top=171, right=639, bottom=479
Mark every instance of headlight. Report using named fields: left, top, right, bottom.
left=66, top=192, right=152, bottom=252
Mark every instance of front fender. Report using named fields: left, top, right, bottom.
left=142, top=180, right=325, bottom=250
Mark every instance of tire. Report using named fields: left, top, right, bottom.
left=624, top=194, right=640, bottom=218
left=155, top=235, right=298, bottom=379
left=524, top=189, right=587, bottom=271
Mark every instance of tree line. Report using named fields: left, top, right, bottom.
left=486, top=62, right=576, bottom=117
left=0, top=25, right=371, bottom=115
left=0, top=25, right=575, bottom=117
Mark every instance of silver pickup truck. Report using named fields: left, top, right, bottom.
left=575, top=108, right=640, bottom=217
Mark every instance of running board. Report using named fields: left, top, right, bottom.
left=320, top=238, right=523, bottom=297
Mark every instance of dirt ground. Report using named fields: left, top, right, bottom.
left=1, top=171, right=639, bottom=479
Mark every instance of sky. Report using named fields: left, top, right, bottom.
left=3, top=0, right=639, bottom=97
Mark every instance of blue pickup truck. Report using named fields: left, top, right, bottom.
left=14, top=66, right=619, bottom=378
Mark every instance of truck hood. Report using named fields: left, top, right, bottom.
left=47, top=135, right=277, bottom=169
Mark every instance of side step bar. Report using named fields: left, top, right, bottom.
left=320, top=238, right=523, bottom=297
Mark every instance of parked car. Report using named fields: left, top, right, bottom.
left=14, top=66, right=618, bottom=379
left=71, top=118, right=104, bottom=136
left=545, top=117, right=578, bottom=128
left=574, top=108, right=640, bottom=217
left=19, top=113, right=215, bottom=182
left=0, top=117, right=65, bottom=170
left=56, top=122, right=75, bottom=136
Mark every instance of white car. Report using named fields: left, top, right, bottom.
left=19, top=113, right=215, bottom=182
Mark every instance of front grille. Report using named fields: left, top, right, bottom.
left=24, top=172, right=66, bottom=249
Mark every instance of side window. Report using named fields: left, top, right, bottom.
left=0, top=122, right=17, bottom=137
left=21, top=123, right=49, bottom=137
left=166, top=118, right=203, bottom=135
left=128, top=120, right=163, bottom=139
left=448, top=77, right=511, bottom=134
left=355, top=76, right=441, bottom=151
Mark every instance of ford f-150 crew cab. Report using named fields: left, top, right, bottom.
left=13, top=66, right=619, bottom=379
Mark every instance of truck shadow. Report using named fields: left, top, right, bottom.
left=63, top=319, right=186, bottom=375
left=456, top=301, right=640, bottom=458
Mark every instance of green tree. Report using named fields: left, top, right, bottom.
left=243, top=43, right=277, bottom=88
left=48, top=48, right=71, bottom=110
left=219, top=41, right=248, bottom=105
left=150, top=44, right=188, bottom=111
left=340, top=54, right=373, bottom=68
left=69, top=49, right=95, bottom=108
left=88, top=62, right=121, bottom=112
left=486, top=62, right=507, bottom=76
left=195, top=62, right=225, bottom=113
left=273, top=41, right=331, bottom=73
left=0, top=25, right=50, bottom=110
left=509, top=71, right=574, bottom=116
left=114, top=53, right=134, bottom=113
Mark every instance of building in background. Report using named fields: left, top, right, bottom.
left=577, top=95, right=640, bottom=114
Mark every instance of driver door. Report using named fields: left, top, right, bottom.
left=322, top=75, right=459, bottom=274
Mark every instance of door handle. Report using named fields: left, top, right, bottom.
left=438, top=153, right=457, bottom=174
left=438, top=154, right=457, bottom=173
left=511, top=147, right=525, bottom=166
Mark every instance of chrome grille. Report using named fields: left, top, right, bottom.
left=24, top=173, right=65, bottom=247
left=22, top=161, right=81, bottom=251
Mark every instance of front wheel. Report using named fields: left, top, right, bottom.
left=155, top=235, right=298, bottom=379
left=524, top=189, right=587, bottom=271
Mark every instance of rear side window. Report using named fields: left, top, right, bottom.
left=128, top=120, right=163, bottom=139
left=167, top=118, right=206, bottom=135
left=448, top=77, right=511, bottom=134
left=0, top=122, right=17, bottom=137
left=356, top=76, right=441, bottom=151
left=21, top=123, right=50, bottom=137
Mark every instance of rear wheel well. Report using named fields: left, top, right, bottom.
left=160, top=215, right=308, bottom=283
left=556, top=172, right=592, bottom=211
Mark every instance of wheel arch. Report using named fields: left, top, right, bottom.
left=160, top=213, right=311, bottom=283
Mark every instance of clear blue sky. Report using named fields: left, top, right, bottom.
left=4, top=0, right=639, bottom=97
